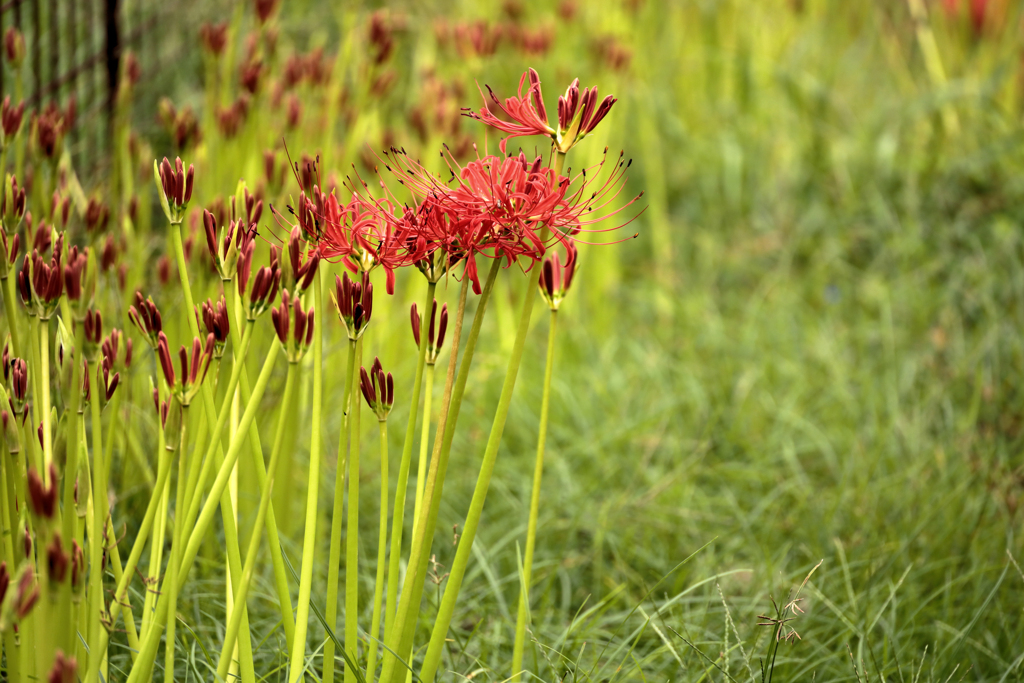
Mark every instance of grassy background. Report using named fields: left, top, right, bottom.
left=91, top=0, right=1024, bottom=680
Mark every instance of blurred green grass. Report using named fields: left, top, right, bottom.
left=110, top=0, right=1024, bottom=680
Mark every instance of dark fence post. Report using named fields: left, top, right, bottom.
left=105, top=0, right=118, bottom=121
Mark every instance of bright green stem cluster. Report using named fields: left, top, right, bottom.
left=288, top=268, right=325, bottom=683
left=216, top=363, right=298, bottom=680
left=122, top=337, right=282, bottom=683
left=365, top=420, right=390, bottom=683
left=511, top=309, right=558, bottom=680
left=386, top=279, right=436, bottom=641
left=323, top=337, right=357, bottom=683
left=418, top=226, right=550, bottom=683
left=345, top=338, right=363, bottom=683
left=379, top=259, right=500, bottom=683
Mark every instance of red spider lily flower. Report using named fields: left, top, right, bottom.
left=332, top=271, right=373, bottom=340
left=411, top=299, right=448, bottom=365
left=315, top=190, right=405, bottom=293
left=463, top=68, right=554, bottom=153
left=360, top=357, right=394, bottom=420
left=538, top=241, right=577, bottom=310
left=272, top=289, right=315, bottom=362
left=155, top=156, right=195, bottom=224
left=128, top=292, right=164, bottom=348
left=464, top=68, right=616, bottom=154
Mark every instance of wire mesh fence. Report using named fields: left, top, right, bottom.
left=0, top=0, right=213, bottom=177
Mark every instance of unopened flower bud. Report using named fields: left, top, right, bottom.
left=359, top=357, right=394, bottom=421
left=154, top=156, right=195, bottom=224
left=332, top=271, right=372, bottom=340
left=128, top=292, right=163, bottom=348
left=26, top=464, right=58, bottom=519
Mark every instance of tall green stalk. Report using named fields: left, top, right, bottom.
left=88, top=359, right=109, bottom=675
left=288, top=268, right=325, bottom=683
left=323, top=337, right=357, bottom=683
left=81, top=429, right=171, bottom=683
left=226, top=282, right=296, bottom=650
left=366, top=419, right=390, bottom=683
left=39, top=318, right=53, bottom=474
left=511, top=309, right=557, bottom=680
left=345, top=338, right=363, bottom=683
left=385, top=280, right=436, bottom=641
left=122, top=338, right=281, bottom=683
left=379, top=260, right=499, bottom=683
left=418, top=229, right=549, bottom=683
left=216, top=363, right=297, bottom=681
left=168, top=220, right=256, bottom=683
left=412, top=362, right=435, bottom=530
left=165, top=405, right=190, bottom=683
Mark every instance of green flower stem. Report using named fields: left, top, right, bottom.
left=0, top=436, right=20, bottom=683
left=123, top=338, right=281, bottom=683
left=39, top=318, right=53, bottom=475
left=82, top=438, right=171, bottom=683
left=344, top=337, right=363, bottom=683
left=26, top=316, right=43, bottom=472
left=181, top=323, right=253, bottom=533
left=288, top=268, right=325, bottom=683
left=140, top=383, right=169, bottom=641
left=323, top=337, right=357, bottom=683
left=227, top=280, right=296, bottom=651
left=59, top=321, right=84, bottom=646
left=58, top=321, right=83, bottom=548
left=179, top=392, right=211, bottom=534
left=419, top=228, right=550, bottom=683
left=215, top=363, right=296, bottom=681
left=169, top=219, right=257, bottom=683
left=511, top=308, right=558, bottom=681
left=366, top=419, right=390, bottom=683
left=88, top=360, right=109, bottom=673
left=164, top=405, right=189, bottom=683
left=380, top=259, right=499, bottom=683
left=412, top=362, right=435, bottom=532
left=0, top=274, right=21, bottom=361
left=99, top=384, right=140, bottom=656
left=385, top=279, right=436, bottom=642
left=105, top=513, right=140, bottom=657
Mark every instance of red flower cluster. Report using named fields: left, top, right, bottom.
left=274, top=69, right=638, bottom=297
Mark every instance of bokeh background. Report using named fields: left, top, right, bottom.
left=7, top=0, right=1024, bottom=679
